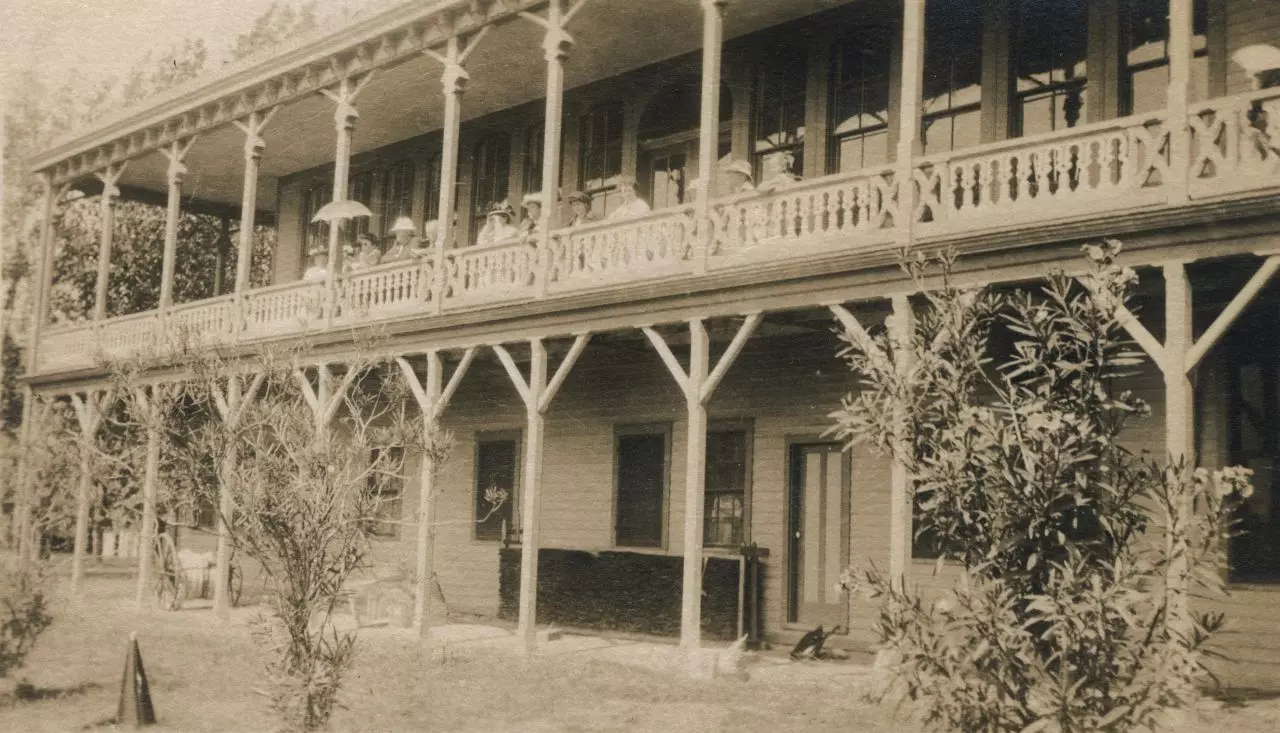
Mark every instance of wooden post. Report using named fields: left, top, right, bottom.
left=213, top=215, right=230, bottom=297
left=537, top=1, right=571, bottom=293
left=643, top=314, right=760, bottom=660
left=210, top=372, right=266, bottom=619
left=93, top=165, right=126, bottom=321
left=69, top=390, right=109, bottom=597
left=694, top=0, right=728, bottom=275
left=396, top=348, right=475, bottom=638
left=494, top=334, right=590, bottom=652
left=1164, top=262, right=1194, bottom=631
left=888, top=295, right=915, bottom=589
left=1167, top=0, right=1194, bottom=203
left=159, top=138, right=196, bottom=310
left=233, top=109, right=276, bottom=302
left=429, top=36, right=470, bottom=313
left=325, top=78, right=359, bottom=322
left=9, top=389, right=34, bottom=554
left=895, top=0, right=926, bottom=245
left=134, top=387, right=163, bottom=608
left=26, top=175, right=55, bottom=375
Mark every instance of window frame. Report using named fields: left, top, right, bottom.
left=1012, top=0, right=1091, bottom=138
left=1119, top=0, right=1210, bottom=117
left=612, top=422, right=672, bottom=550
left=473, top=430, right=523, bottom=543
left=347, top=170, right=375, bottom=239
left=750, top=45, right=808, bottom=182
left=471, top=133, right=513, bottom=242
left=578, top=102, right=626, bottom=218
left=522, top=122, right=545, bottom=196
left=379, top=160, right=416, bottom=239
left=826, top=28, right=893, bottom=175
left=704, top=419, right=754, bottom=548
left=365, top=445, right=406, bottom=540
left=301, top=182, right=333, bottom=266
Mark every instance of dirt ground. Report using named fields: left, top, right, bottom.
left=2, top=563, right=1278, bottom=733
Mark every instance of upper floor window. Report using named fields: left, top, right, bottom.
left=579, top=103, right=625, bottom=218
left=1123, top=0, right=1209, bottom=116
left=1015, top=0, right=1089, bottom=137
left=348, top=171, right=374, bottom=239
left=472, top=133, right=511, bottom=242
left=302, top=182, right=332, bottom=260
left=922, top=0, right=983, bottom=155
left=827, top=29, right=892, bottom=174
left=424, top=152, right=442, bottom=225
left=523, top=122, right=545, bottom=195
left=753, top=45, right=807, bottom=181
left=380, top=161, right=415, bottom=239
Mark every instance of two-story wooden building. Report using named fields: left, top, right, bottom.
left=18, top=0, right=1280, bottom=684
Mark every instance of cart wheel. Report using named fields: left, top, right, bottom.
left=153, top=534, right=184, bottom=611
left=229, top=561, right=244, bottom=608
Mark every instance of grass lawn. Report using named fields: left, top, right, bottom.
left=2, top=564, right=1279, bottom=732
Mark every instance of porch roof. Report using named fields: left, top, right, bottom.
left=29, top=0, right=850, bottom=212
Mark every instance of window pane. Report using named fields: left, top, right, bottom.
left=365, top=446, right=405, bottom=539
left=348, top=172, right=374, bottom=237
left=380, top=161, right=415, bottom=237
left=616, top=432, right=666, bottom=547
left=424, top=152, right=442, bottom=224
left=921, top=0, right=983, bottom=155
left=1124, top=0, right=1209, bottom=115
left=523, top=123, right=545, bottom=195
left=476, top=439, right=518, bottom=541
left=704, top=429, right=748, bottom=546
left=472, top=135, right=512, bottom=242
left=303, top=183, right=332, bottom=259
left=580, top=103, right=624, bottom=194
left=1016, top=0, right=1088, bottom=135
left=753, top=45, right=807, bottom=175
left=828, top=28, right=892, bottom=173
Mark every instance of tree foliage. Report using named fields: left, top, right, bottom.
left=831, top=242, right=1249, bottom=733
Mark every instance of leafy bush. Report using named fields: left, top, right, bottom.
left=0, top=556, right=53, bottom=679
left=831, top=243, right=1248, bottom=733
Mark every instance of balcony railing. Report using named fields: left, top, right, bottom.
left=34, top=89, right=1280, bottom=376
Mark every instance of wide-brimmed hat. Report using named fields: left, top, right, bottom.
left=567, top=190, right=592, bottom=205
left=723, top=159, right=753, bottom=179
left=306, top=243, right=328, bottom=258
left=615, top=175, right=637, bottom=189
left=521, top=192, right=543, bottom=208
left=390, top=216, right=416, bottom=234
left=486, top=201, right=515, bottom=219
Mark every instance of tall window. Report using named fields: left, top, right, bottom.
left=302, top=183, right=332, bottom=259
left=475, top=435, right=520, bottom=542
left=348, top=171, right=374, bottom=238
left=523, top=123, right=545, bottom=196
left=1123, top=0, right=1209, bottom=116
left=365, top=446, right=405, bottom=539
left=472, top=134, right=511, bottom=242
left=424, top=152, right=442, bottom=225
left=579, top=103, right=625, bottom=218
left=1226, top=305, right=1280, bottom=582
left=1015, top=0, right=1089, bottom=137
left=380, top=161, right=415, bottom=238
left=705, top=426, right=751, bottom=547
left=615, top=425, right=669, bottom=548
left=827, top=29, right=892, bottom=174
left=752, top=45, right=807, bottom=181
left=922, top=0, right=983, bottom=155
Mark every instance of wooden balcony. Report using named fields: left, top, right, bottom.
left=32, top=88, right=1280, bottom=377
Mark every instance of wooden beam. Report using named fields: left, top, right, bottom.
left=68, top=389, right=109, bottom=597
left=1163, top=261, right=1194, bottom=634
left=516, top=338, right=548, bottom=652
left=700, top=312, right=760, bottom=404
left=320, top=365, right=361, bottom=427
left=493, top=344, right=532, bottom=405
left=679, top=319, right=710, bottom=654
left=895, top=0, right=926, bottom=243
left=887, top=295, right=914, bottom=591
left=1113, top=302, right=1169, bottom=373
left=641, top=326, right=690, bottom=397
left=693, top=0, right=727, bottom=275
left=1184, top=255, right=1280, bottom=372
left=436, top=346, right=477, bottom=419
left=539, top=334, right=589, bottom=414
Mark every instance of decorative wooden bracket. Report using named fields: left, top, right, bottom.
left=493, top=334, right=590, bottom=414
left=294, top=363, right=361, bottom=428
left=395, top=347, right=477, bottom=422
left=212, top=371, right=267, bottom=429
left=69, top=389, right=113, bottom=437
left=643, top=313, right=760, bottom=405
left=93, top=162, right=129, bottom=197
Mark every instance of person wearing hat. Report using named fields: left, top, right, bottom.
left=477, top=200, right=520, bottom=246
left=382, top=216, right=421, bottom=263
left=606, top=175, right=651, bottom=221
left=346, top=233, right=383, bottom=273
left=722, top=159, right=756, bottom=196
left=303, top=244, right=330, bottom=282
left=567, top=191, right=595, bottom=227
left=757, top=149, right=800, bottom=194
left=519, top=193, right=543, bottom=238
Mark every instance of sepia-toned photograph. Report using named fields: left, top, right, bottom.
left=2, top=0, right=1279, bottom=730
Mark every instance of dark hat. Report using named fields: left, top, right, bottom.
left=567, top=191, right=592, bottom=204
left=486, top=201, right=515, bottom=219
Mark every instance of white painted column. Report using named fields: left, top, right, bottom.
left=1163, top=262, right=1194, bottom=630
left=213, top=376, right=242, bottom=620
left=433, top=38, right=468, bottom=314
left=695, top=0, right=728, bottom=274
left=10, top=389, right=34, bottom=557
left=410, top=352, right=444, bottom=637
left=681, top=320, right=710, bottom=651
left=134, top=387, right=162, bottom=607
left=326, top=79, right=359, bottom=320
left=516, top=340, right=548, bottom=650
left=93, top=166, right=126, bottom=321
left=1167, top=0, right=1194, bottom=202
left=159, top=139, right=196, bottom=310
left=536, top=1, right=572, bottom=294
left=69, top=391, right=106, bottom=597
left=233, top=110, right=275, bottom=301
left=26, top=175, right=55, bottom=375
left=888, top=294, right=915, bottom=588
left=895, top=0, right=926, bottom=244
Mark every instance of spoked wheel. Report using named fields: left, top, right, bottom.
left=152, top=533, right=184, bottom=611
left=228, top=558, right=244, bottom=608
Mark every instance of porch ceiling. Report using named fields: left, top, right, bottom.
left=107, top=0, right=849, bottom=212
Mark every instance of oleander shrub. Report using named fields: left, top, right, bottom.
left=0, top=556, right=53, bottom=680
left=831, top=242, right=1249, bottom=733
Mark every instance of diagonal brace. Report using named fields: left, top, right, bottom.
left=700, top=314, right=760, bottom=404
left=539, top=334, right=590, bottom=414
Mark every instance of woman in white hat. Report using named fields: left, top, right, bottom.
left=519, top=193, right=543, bottom=238
left=477, top=201, right=520, bottom=246
left=382, top=216, right=420, bottom=263
left=606, top=175, right=651, bottom=221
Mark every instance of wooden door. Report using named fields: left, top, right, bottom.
left=787, top=442, right=850, bottom=627
left=640, top=143, right=690, bottom=210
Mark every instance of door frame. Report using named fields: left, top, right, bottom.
left=783, top=433, right=852, bottom=630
